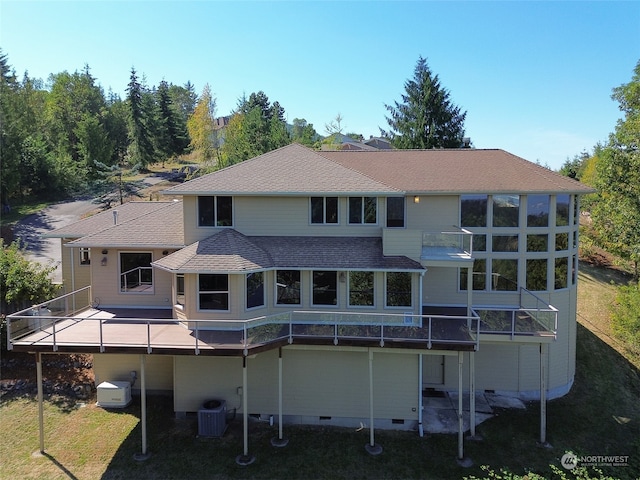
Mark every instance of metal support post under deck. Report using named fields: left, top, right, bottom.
left=134, top=354, right=150, bottom=461
left=540, top=343, right=548, bottom=446
left=271, top=348, right=288, bottom=447
left=36, top=352, right=45, bottom=454
left=365, top=349, right=382, bottom=455
left=418, top=354, right=424, bottom=437
left=236, top=356, right=255, bottom=465
left=469, top=352, right=476, bottom=438
left=457, top=351, right=464, bottom=460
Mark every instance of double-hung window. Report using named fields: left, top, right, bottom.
left=349, top=197, right=377, bottom=224
left=198, top=196, right=233, bottom=227
left=199, top=274, right=229, bottom=311
left=310, top=197, right=338, bottom=224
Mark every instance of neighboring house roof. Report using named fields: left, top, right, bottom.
left=153, top=229, right=424, bottom=273
left=164, top=143, right=400, bottom=196
left=364, top=137, right=393, bottom=149
left=67, top=201, right=184, bottom=249
left=43, top=201, right=177, bottom=239
left=164, top=144, right=594, bottom=197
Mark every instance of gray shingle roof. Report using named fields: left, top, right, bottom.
left=68, top=201, right=184, bottom=248
left=44, top=201, right=176, bottom=238
left=163, top=144, right=400, bottom=196
left=152, top=229, right=423, bottom=273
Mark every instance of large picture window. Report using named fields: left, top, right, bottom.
left=246, top=272, right=265, bottom=309
left=348, top=271, right=374, bottom=306
left=199, top=274, right=229, bottom=310
left=120, top=252, right=153, bottom=293
left=310, top=197, right=338, bottom=224
left=461, top=195, right=488, bottom=227
left=386, top=197, right=405, bottom=228
left=491, top=259, right=518, bottom=291
left=349, top=197, right=377, bottom=224
left=385, top=272, right=412, bottom=307
left=493, top=195, right=520, bottom=227
left=460, top=259, right=486, bottom=291
left=198, top=196, right=233, bottom=227
left=312, top=271, right=337, bottom=305
left=276, top=270, right=301, bottom=305
left=556, top=194, right=570, bottom=226
left=527, top=195, right=550, bottom=227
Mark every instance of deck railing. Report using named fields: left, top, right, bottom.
left=7, top=295, right=481, bottom=354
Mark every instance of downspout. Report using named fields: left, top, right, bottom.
left=540, top=343, right=549, bottom=446
left=457, top=351, right=464, bottom=460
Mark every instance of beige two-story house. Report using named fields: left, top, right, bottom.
left=8, top=143, right=593, bottom=460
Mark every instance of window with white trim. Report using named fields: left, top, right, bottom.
left=175, top=274, right=185, bottom=307
left=198, top=196, right=233, bottom=227
left=246, top=272, right=265, bottom=309
left=312, top=271, right=337, bottom=305
left=385, top=272, right=412, bottom=307
left=310, top=197, right=338, bottom=224
left=199, top=274, right=229, bottom=310
left=79, top=247, right=91, bottom=265
left=348, top=271, right=374, bottom=306
left=276, top=270, right=301, bottom=305
left=386, top=197, right=405, bottom=228
left=348, top=197, right=377, bottom=224
left=119, top=252, right=153, bottom=293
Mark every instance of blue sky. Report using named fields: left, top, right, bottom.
left=1, top=1, right=639, bottom=170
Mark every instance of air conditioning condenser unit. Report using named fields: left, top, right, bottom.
left=96, top=381, right=132, bottom=408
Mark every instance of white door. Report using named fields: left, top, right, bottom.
left=423, top=355, right=444, bottom=385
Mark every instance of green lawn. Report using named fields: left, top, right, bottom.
left=1, top=263, right=638, bottom=480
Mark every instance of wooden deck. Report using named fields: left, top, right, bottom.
left=9, top=307, right=479, bottom=356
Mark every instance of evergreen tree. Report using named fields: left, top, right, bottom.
left=126, top=67, right=155, bottom=170
left=156, top=80, right=188, bottom=159
left=382, top=56, right=466, bottom=149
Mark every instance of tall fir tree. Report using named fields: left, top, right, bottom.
left=126, top=67, right=155, bottom=170
left=382, top=56, right=466, bottom=149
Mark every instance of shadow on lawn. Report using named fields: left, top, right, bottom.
left=96, top=325, right=640, bottom=480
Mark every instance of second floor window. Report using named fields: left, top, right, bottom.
left=198, top=196, right=233, bottom=227
left=349, top=197, right=377, bottom=224
left=120, top=252, right=153, bottom=293
left=312, top=271, right=337, bottom=305
left=386, top=197, right=405, bottom=228
left=246, top=272, right=265, bottom=309
left=311, top=197, right=338, bottom=224
left=175, top=274, right=185, bottom=307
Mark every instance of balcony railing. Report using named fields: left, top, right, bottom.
left=7, top=291, right=481, bottom=354
left=421, top=226, right=473, bottom=261
left=474, top=288, right=558, bottom=339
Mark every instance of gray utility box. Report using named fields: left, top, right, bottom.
left=198, top=399, right=227, bottom=437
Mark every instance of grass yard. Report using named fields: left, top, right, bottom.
left=1, top=261, right=638, bottom=480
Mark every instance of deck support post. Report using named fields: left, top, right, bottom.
left=418, top=354, right=424, bottom=437
left=469, top=352, right=476, bottom=438
left=236, top=356, right=255, bottom=465
left=539, top=343, right=550, bottom=447
left=134, top=354, right=150, bottom=461
left=36, top=352, right=45, bottom=454
left=365, top=348, right=382, bottom=455
left=271, top=348, right=288, bottom=447
left=456, top=351, right=472, bottom=466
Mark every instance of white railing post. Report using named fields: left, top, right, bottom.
left=99, top=319, right=105, bottom=353
left=288, top=312, right=293, bottom=344
left=52, top=320, right=58, bottom=352
left=427, top=316, right=432, bottom=349
left=146, top=321, right=152, bottom=354
left=194, top=321, right=200, bottom=355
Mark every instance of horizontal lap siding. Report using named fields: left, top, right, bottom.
left=93, top=353, right=173, bottom=391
